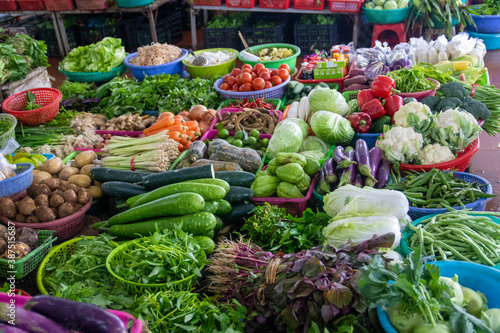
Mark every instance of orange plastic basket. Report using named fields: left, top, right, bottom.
left=2, top=88, right=62, bottom=126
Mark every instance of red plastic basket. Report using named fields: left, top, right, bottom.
left=0, top=0, right=19, bottom=10
left=43, top=0, right=75, bottom=10
left=399, top=137, right=480, bottom=173
left=328, top=0, right=363, bottom=12
left=0, top=194, right=91, bottom=242
left=17, top=0, right=45, bottom=9
left=193, top=0, right=221, bottom=5
left=2, top=88, right=62, bottom=126
left=260, top=0, right=289, bottom=9
left=75, top=0, right=113, bottom=10
left=294, top=0, right=324, bottom=10
left=226, top=0, right=255, bottom=8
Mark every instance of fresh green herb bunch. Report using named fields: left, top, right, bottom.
left=59, top=81, right=98, bottom=100
left=206, top=12, right=251, bottom=29
left=472, top=0, right=500, bottom=16
left=24, top=91, right=42, bottom=111
left=0, top=116, right=14, bottom=136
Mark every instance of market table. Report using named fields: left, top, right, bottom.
left=190, top=5, right=362, bottom=50
left=0, top=0, right=174, bottom=57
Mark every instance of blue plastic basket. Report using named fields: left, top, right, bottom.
left=467, top=30, right=500, bottom=50
left=214, top=75, right=290, bottom=100
left=0, top=163, right=34, bottom=197
left=124, top=49, right=188, bottom=81
left=467, top=8, right=500, bottom=33
left=378, top=260, right=500, bottom=333
left=59, top=63, right=127, bottom=83
left=351, top=133, right=381, bottom=149
left=406, top=171, right=493, bottom=220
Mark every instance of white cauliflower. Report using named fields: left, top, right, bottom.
left=377, top=126, right=423, bottom=164
left=433, top=108, right=478, bottom=133
left=393, top=102, right=432, bottom=128
left=431, top=108, right=481, bottom=151
left=417, top=143, right=455, bottom=165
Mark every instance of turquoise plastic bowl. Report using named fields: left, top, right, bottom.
left=116, top=0, right=154, bottom=7
left=363, top=5, right=413, bottom=24
left=238, top=43, right=300, bottom=71
left=378, top=260, right=500, bottom=332
left=468, top=30, right=500, bottom=50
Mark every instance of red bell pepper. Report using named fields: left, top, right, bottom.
left=375, top=75, right=396, bottom=88
left=371, top=76, right=399, bottom=99
left=357, top=89, right=376, bottom=108
left=384, top=95, right=404, bottom=117
left=361, top=99, right=386, bottom=120
left=347, top=112, right=372, bottom=133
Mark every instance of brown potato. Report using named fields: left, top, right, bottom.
left=66, top=183, right=79, bottom=192
left=87, top=186, right=102, bottom=199
left=68, top=175, right=92, bottom=188
left=62, top=190, right=77, bottom=204
left=32, top=171, right=52, bottom=185
left=75, top=151, right=97, bottom=168
left=79, top=164, right=96, bottom=176
left=50, top=208, right=58, bottom=219
left=77, top=188, right=91, bottom=204
left=59, top=167, right=80, bottom=181
left=71, top=161, right=80, bottom=168
left=0, top=197, right=17, bottom=218
left=49, top=194, right=64, bottom=208
left=93, top=180, right=102, bottom=187
left=26, top=215, right=40, bottom=224
left=18, top=197, right=37, bottom=216
left=0, top=238, right=6, bottom=254
left=40, top=177, right=60, bottom=191
left=36, top=157, right=63, bottom=175
left=15, top=214, right=26, bottom=223
left=15, top=228, right=38, bottom=248
left=27, top=184, right=51, bottom=198
left=58, top=203, right=75, bottom=218
left=36, top=207, right=56, bottom=222
left=34, top=194, right=49, bottom=208
left=58, top=181, right=70, bottom=191
left=0, top=225, right=8, bottom=240
left=73, top=203, right=83, bottom=212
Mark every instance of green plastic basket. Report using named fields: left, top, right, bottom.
left=106, top=240, right=204, bottom=294
left=238, top=43, right=301, bottom=71
left=183, top=48, right=238, bottom=79
left=0, top=114, right=17, bottom=149
left=0, top=230, right=56, bottom=280
left=217, top=98, right=282, bottom=111
left=342, top=90, right=359, bottom=101
left=59, top=63, right=127, bottom=83
left=37, top=236, right=119, bottom=295
left=363, top=5, right=413, bottom=24
left=116, top=0, right=153, bottom=7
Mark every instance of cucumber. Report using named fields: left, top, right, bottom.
left=90, top=168, right=151, bottom=184
left=126, top=194, right=144, bottom=208
left=142, top=164, right=214, bottom=190
left=216, top=199, right=231, bottom=216
left=302, top=85, right=312, bottom=94
left=101, top=182, right=148, bottom=199
left=318, top=82, right=329, bottom=88
left=109, top=212, right=216, bottom=237
left=202, top=201, right=219, bottom=214
left=214, top=216, right=223, bottom=233
left=182, top=178, right=230, bottom=193
left=214, top=171, right=255, bottom=187
left=224, top=186, right=254, bottom=204
left=131, top=183, right=226, bottom=208
left=206, top=229, right=215, bottom=239
left=221, top=203, right=255, bottom=225
left=193, top=236, right=216, bottom=254
left=293, top=82, right=304, bottom=95
left=108, top=193, right=204, bottom=226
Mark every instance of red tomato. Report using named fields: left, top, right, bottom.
left=242, top=68, right=253, bottom=74
left=251, top=72, right=257, bottom=80
left=252, top=78, right=265, bottom=91
left=278, top=64, right=291, bottom=73
left=264, top=81, right=273, bottom=89
left=270, top=69, right=279, bottom=77
left=239, top=83, right=254, bottom=92
left=231, top=68, right=242, bottom=77
left=253, top=63, right=265, bottom=73
left=223, top=74, right=230, bottom=84
left=270, top=76, right=283, bottom=86
left=220, top=83, right=230, bottom=91
left=259, top=72, right=271, bottom=81
left=231, top=84, right=240, bottom=91
left=242, top=64, right=253, bottom=71
left=277, top=69, right=290, bottom=81
left=240, top=73, right=252, bottom=84
left=235, top=74, right=243, bottom=85
left=257, top=68, right=270, bottom=76
left=227, top=76, right=236, bottom=87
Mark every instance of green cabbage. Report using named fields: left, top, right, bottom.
left=310, top=111, right=354, bottom=144
left=300, top=150, right=326, bottom=160
left=308, top=88, right=349, bottom=116
left=384, top=0, right=398, bottom=9
left=276, top=119, right=309, bottom=140
left=266, top=121, right=303, bottom=160
left=300, top=136, right=329, bottom=155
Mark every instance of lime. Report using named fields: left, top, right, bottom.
left=244, top=137, right=257, bottom=146
left=254, top=140, right=262, bottom=149
left=218, top=129, right=230, bottom=139
left=259, top=147, right=267, bottom=152
left=234, top=131, right=246, bottom=141
left=226, top=137, right=235, bottom=144
left=261, top=138, right=270, bottom=147
left=233, top=139, right=243, bottom=147
left=249, top=129, right=260, bottom=139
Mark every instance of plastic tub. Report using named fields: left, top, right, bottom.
left=0, top=163, right=34, bottom=198
left=59, top=63, right=127, bottom=83
left=211, top=108, right=283, bottom=132
left=117, top=0, right=153, bottom=6
left=351, top=133, right=381, bottom=149
left=363, top=5, right=413, bottom=24
left=397, top=78, right=441, bottom=101
left=467, top=30, right=500, bottom=50
left=214, top=75, right=290, bottom=100
left=238, top=43, right=301, bottom=72
left=467, top=12, right=500, bottom=33
left=124, top=49, right=188, bottom=81
left=183, top=48, right=238, bottom=79
left=2, top=88, right=62, bottom=126
left=218, top=98, right=282, bottom=110
left=378, top=260, right=500, bottom=332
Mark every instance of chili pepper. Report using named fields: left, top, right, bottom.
left=383, top=95, right=404, bottom=117
left=371, top=76, right=399, bottom=99
left=361, top=99, right=386, bottom=120
left=346, top=112, right=372, bottom=133
left=357, top=89, right=376, bottom=108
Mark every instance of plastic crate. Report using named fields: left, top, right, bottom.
left=328, top=0, right=363, bottom=12
left=226, top=0, right=256, bottom=8
left=295, top=67, right=348, bottom=90
left=2, top=88, right=61, bottom=126
left=260, top=0, right=289, bottom=9
left=218, top=98, right=282, bottom=110
left=240, top=21, right=286, bottom=46
left=204, top=26, right=244, bottom=50
left=294, top=0, right=324, bottom=10
left=121, top=12, right=182, bottom=52
left=0, top=231, right=56, bottom=279
left=211, top=108, right=283, bottom=132
left=214, top=76, right=290, bottom=100
left=17, top=0, right=45, bottom=10
left=193, top=0, right=221, bottom=5
left=78, top=20, right=121, bottom=46
left=43, top=0, right=75, bottom=10
left=294, top=22, right=339, bottom=55
left=0, top=0, right=19, bottom=10
left=37, top=26, right=79, bottom=58
left=75, top=0, right=114, bottom=10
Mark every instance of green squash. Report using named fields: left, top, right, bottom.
left=276, top=163, right=305, bottom=183
left=276, top=152, right=307, bottom=168
left=267, top=158, right=279, bottom=175
left=277, top=182, right=304, bottom=198
left=250, top=176, right=281, bottom=197
left=296, top=174, right=311, bottom=192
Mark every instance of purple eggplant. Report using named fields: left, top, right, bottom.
left=0, top=324, right=30, bottom=333
left=0, top=304, right=70, bottom=333
left=355, top=139, right=376, bottom=182
left=319, top=167, right=331, bottom=194
left=365, top=147, right=382, bottom=187
left=24, top=295, right=127, bottom=333
left=324, top=158, right=338, bottom=184
left=332, top=146, right=356, bottom=169
left=353, top=171, right=363, bottom=187
left=339, top=150, right=357, bottom=186
left=376, top=158, right=391, bottom=188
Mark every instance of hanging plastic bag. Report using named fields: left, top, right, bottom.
left=0, top=137, right=20, bottom=156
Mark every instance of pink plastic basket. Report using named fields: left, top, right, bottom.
left=0, top=194, right=91, bottom=242
left=214, top=76, right=290, bottom=100
left=200, top=129, right=272, bottom=142
left=398, top=79, right=441, bottom=101
left=251, top=173, right=317, bottom=217
left=0, top=293, right=143, bottom=333
left=211, top=108, right=283, bottom=132
left=95, top=130, right=145, bottom=136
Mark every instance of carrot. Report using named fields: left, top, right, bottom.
left=173, top=116, right=185, bottom=125
left=185, top=121, right=199, bottom=131
left=179, top=135, right=191, bottom=145
left=157, top=112, right=174, bottom=121
left=144, top=116, right=174, bottom=134
left=183, top=141, right=192, bottom=149
left=178, top=143, right=185, bottom=151
left=166, top=131, right=182, bottom=141
left=163, top=125, right=188, bottom=133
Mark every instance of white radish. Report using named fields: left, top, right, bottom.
left=304, top=98, right=311, bottom=124
left=287, top=101, right=300, bottom=119
left=298, top=96, right=308, bottom=121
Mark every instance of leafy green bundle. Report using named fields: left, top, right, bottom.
left=206, top=13, right=251, bottom=29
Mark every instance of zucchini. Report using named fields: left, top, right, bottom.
left=131, top=183, right=226, bottom=208
left=293, top=82, right=304, bottom=95
left=202, top=201, right=219, bottom=214
left=182, top=178, right=230, bottom=193
left=216, top=199, right=231, bottom=216
left=90, top=168, right=151, bottom=184
left=214, top=216, right=223, bottom=233
left=101, top=182, right=148, bottom=199
left=108, top=193, right=204, bottom=226
left=215, top=171, right=255, bottom=187
left=221, top=203, right=255, bottom=225
left=142, top=164, right=214, bottom=190
left=109, top=212, right=216, bottom=237
left=193, top=236, right=215, bottom=254
left=224, top=186, right=254, bottom=204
